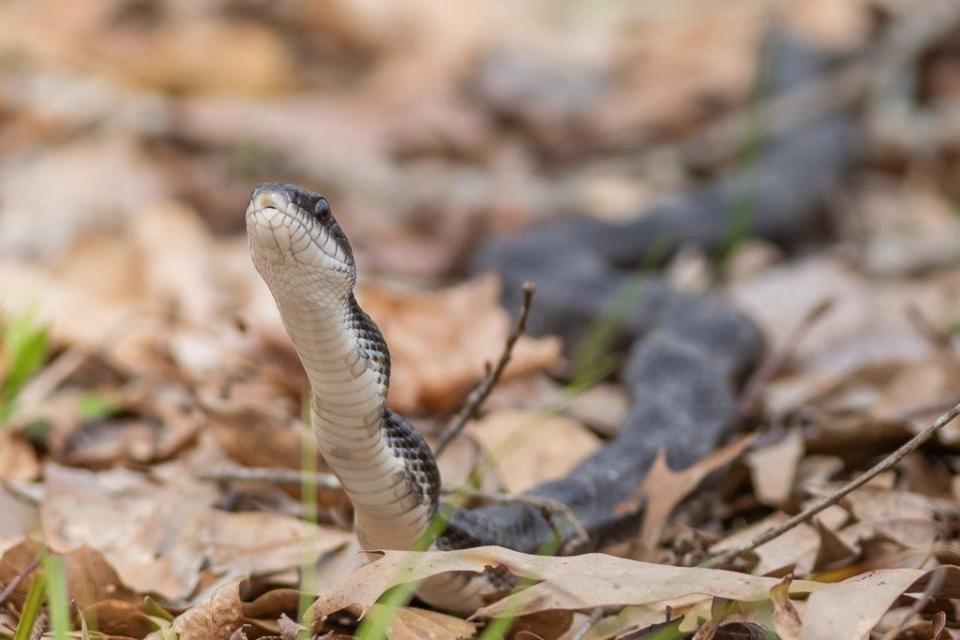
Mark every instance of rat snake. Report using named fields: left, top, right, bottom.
left=245, top=29, right=857, bottom=619
left=247, top=182, right=766, bottom=613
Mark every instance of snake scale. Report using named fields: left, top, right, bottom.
left=246, top=32, right=858, bottom=614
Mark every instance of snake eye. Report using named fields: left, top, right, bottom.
left=314, top=198, right=332, bottom=223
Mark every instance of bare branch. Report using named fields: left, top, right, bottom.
left=194, top=466, right=342, bottom=491
left=703, top=400, right=960, bottom=568
left=0, top=552, right=44, bottom=608
left=433, top=282, right=536, bottom=457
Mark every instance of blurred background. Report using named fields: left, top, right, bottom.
left=4, top=0, right=960, bottom=637
left=4, top=0, right=958, bottom=275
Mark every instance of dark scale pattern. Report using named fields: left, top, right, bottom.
left=346, top=294, right=391, bottom=391
left=382, top=408, right=441, bottom=513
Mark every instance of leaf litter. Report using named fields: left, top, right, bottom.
left=2, top=1, right=960, bottom=639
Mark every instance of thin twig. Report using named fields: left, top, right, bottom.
left=194, top=466, right=342, bottom=491
left=703, top=400, right=960, bottom=568
left=736, top=297, right=834, bottom=418
left=569, top=607, right=606, bottom=640
left=73, top=600, right=91, bottom=640
left=0, top=553, right=44, bottom=608
left=880, top=565, right=946, bottom=640
left=433, top=282, right=536, bottom=457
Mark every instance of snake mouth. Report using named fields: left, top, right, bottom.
left=246, top=183, right=354, bottom=272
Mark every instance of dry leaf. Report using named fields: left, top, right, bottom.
left=40, top=462, right=349, bottom=601
left=799, top=568, right=939, bottom=640
left=466, top=410, right=602, bottom=493
left=308, top=546, right=822, bottom=621
left=173, top=581, right=245, bottom=640
left=746, top=430, right=804, bottom=508
left=365, top=605, right=476, bottom=640
left=0, top=431, right=40, bottom=481
left=770, top=576, right=801, bottom=640
left=628, top=436, right=755, bottom=553
left=710, top=513, right=820, bottom=576
left=358, top=276, right=561, bottom=413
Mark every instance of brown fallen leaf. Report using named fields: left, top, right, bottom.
left=40, top=462, right=350, bottom=601
left=308, top=546, right=822, bottom=621
left=358, top=276, right=562, bottom=413
left=0, top=431, right=40, bottom=481
left=0, top=541, right=138, bottom=611
left=173, top=581, right=245, bottom=640
left=623, top=435, right=755, bottom=554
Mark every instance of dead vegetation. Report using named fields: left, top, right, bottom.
left=3, top=1, right=960, bottom=639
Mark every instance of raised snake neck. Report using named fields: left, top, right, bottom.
left=247, top=183, right=491, bottom=611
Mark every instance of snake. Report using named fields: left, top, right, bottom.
left=246, top=181, right=764, bottom=614
left=245, top=32, right=858, bottom=616
left=247, top=184, right=501, bottom=611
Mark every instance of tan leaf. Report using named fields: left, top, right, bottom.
left=710, top=513, right=820, bottom=576
left=770, top=576, right=801, bottom=640
left=627, top=435, right=755, bottom=552
left=364, top=605, right=476, bottom=640
left=358, top=276, right=561, bottom=413
left=745, top=429, right=804, bottom=508
left=308, top=547, right=822, bottom=621
left=0, top=488, right=37, bottom=555
left=203, top=510, right=352, bottom=577
left=799, top=569, right=931, bottom=640
left=466, top=410, right=602, bottom=493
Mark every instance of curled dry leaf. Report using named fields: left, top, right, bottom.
left=308, top=546, right=821, bottom=622
left=358, top=276, right=562, bottom=413
left=770, top=576, right=802, bottom=640
left=173, top=581, right=245, bottom=640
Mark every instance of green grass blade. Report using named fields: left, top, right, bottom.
left=43, top=556, right=70, bottom=639
left=13, top=568, right=47, bottom=640
left=298, top=383, right=318, bottom=640
left=1, top=309, right=50, bottom=424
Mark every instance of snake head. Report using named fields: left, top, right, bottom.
left=246, top=183, right=357, bottom=296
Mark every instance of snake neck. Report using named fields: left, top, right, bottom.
left=277, top=292, right=439, bottom=551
